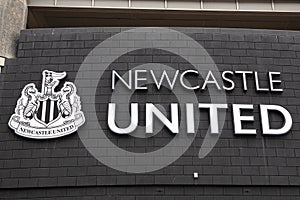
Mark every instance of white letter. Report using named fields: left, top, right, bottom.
left=112, top=70, right=132, bottom=90
left=108, top=103, right=138, bottom=134
left=201, top=71, right=221, bottom=90
left=222, top=71, right=235, bottom=91
left=135, top=70, right=147, bottom=90
left=150, top=70, right=179, bottom=90
left=146, top=103, right=179, bottom=134
left=235, top=71, right=253, bottom=91
left=180, top=70, right=200, bottom=90
left=198, top=104, right=228, bottom=134
left=254, top=72, right=269, bottom=92
left=233, top=104, right=256, bottom=134
left=186, top=103, right=195, bottom=133
left=260, top=105, right=292, bottom=135
left=269, top=72, right=283, bottom=92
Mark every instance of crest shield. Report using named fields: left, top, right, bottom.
left=36, top=99, right=60, bottom=125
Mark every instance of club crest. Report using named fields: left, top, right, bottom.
left=9, top=70, right=85, bottom=139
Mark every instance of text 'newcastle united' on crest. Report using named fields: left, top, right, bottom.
left=9, top=70, right=85, bottom=139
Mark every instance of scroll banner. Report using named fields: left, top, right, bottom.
left=9, top=114, right=85, bottom=139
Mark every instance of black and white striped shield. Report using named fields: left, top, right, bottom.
left=37, top=99, right=60, bottom=124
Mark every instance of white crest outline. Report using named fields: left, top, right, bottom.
left=9, top=70, right=85, bottom=139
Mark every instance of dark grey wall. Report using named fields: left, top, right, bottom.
left=1, top=27, right=300, bottom=199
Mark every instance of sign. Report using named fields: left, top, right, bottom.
left=9, top=70, right=85, bottom=139
left=109, top=69, right=292, bottom=135
left=5, top=28, right=295, bottom=174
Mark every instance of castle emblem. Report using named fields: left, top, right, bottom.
left=9, top=70, right=85, bottom=139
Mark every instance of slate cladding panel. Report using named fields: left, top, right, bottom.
left=1, top=28, right=300, bottom=197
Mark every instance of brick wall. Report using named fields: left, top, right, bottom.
left=1, top=27, right=300, bottom=198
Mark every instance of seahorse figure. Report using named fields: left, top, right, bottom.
left=23, top=85, right=40, bottom=120
left=58, top=83, right=74, bottom=118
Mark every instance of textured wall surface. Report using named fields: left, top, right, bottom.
left=1, top=27, right=300, bottom=198
left=0, top=0, right=27, bottom=58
